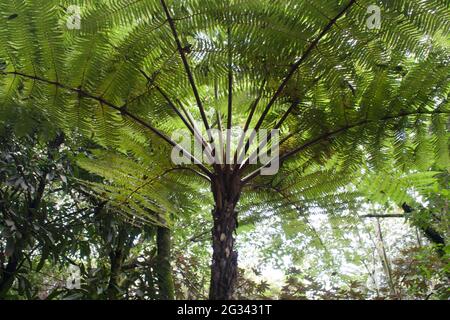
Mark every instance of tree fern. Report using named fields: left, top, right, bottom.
left=0, top=0, right=448, bottom=299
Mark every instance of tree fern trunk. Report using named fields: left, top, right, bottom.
left=156, top=226, right=175, bottom=300
left=209, top=174, right=241, bottom=300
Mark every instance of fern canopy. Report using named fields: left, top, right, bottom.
left=0, top=0, right=448, bottom=300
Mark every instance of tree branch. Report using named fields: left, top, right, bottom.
left=360, top=214, right=404, bottom=218
left=249, top=0, right=356, bottom=134
left=238, top=99, right=300, bottom=173
left=242, top=110, right=450, bottom=184
left=2, top=70, right=212, bottom=177
left=233, top=79, right=266, bottom=169
left=160, top=0, right=213, bottom=144
left=154, top=84, right=216, bottom=165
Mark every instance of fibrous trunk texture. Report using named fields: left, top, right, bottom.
left=209, top=173, right=241, bottom=300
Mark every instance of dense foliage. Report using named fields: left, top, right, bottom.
left=0, top=0, right=448, bottom=300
